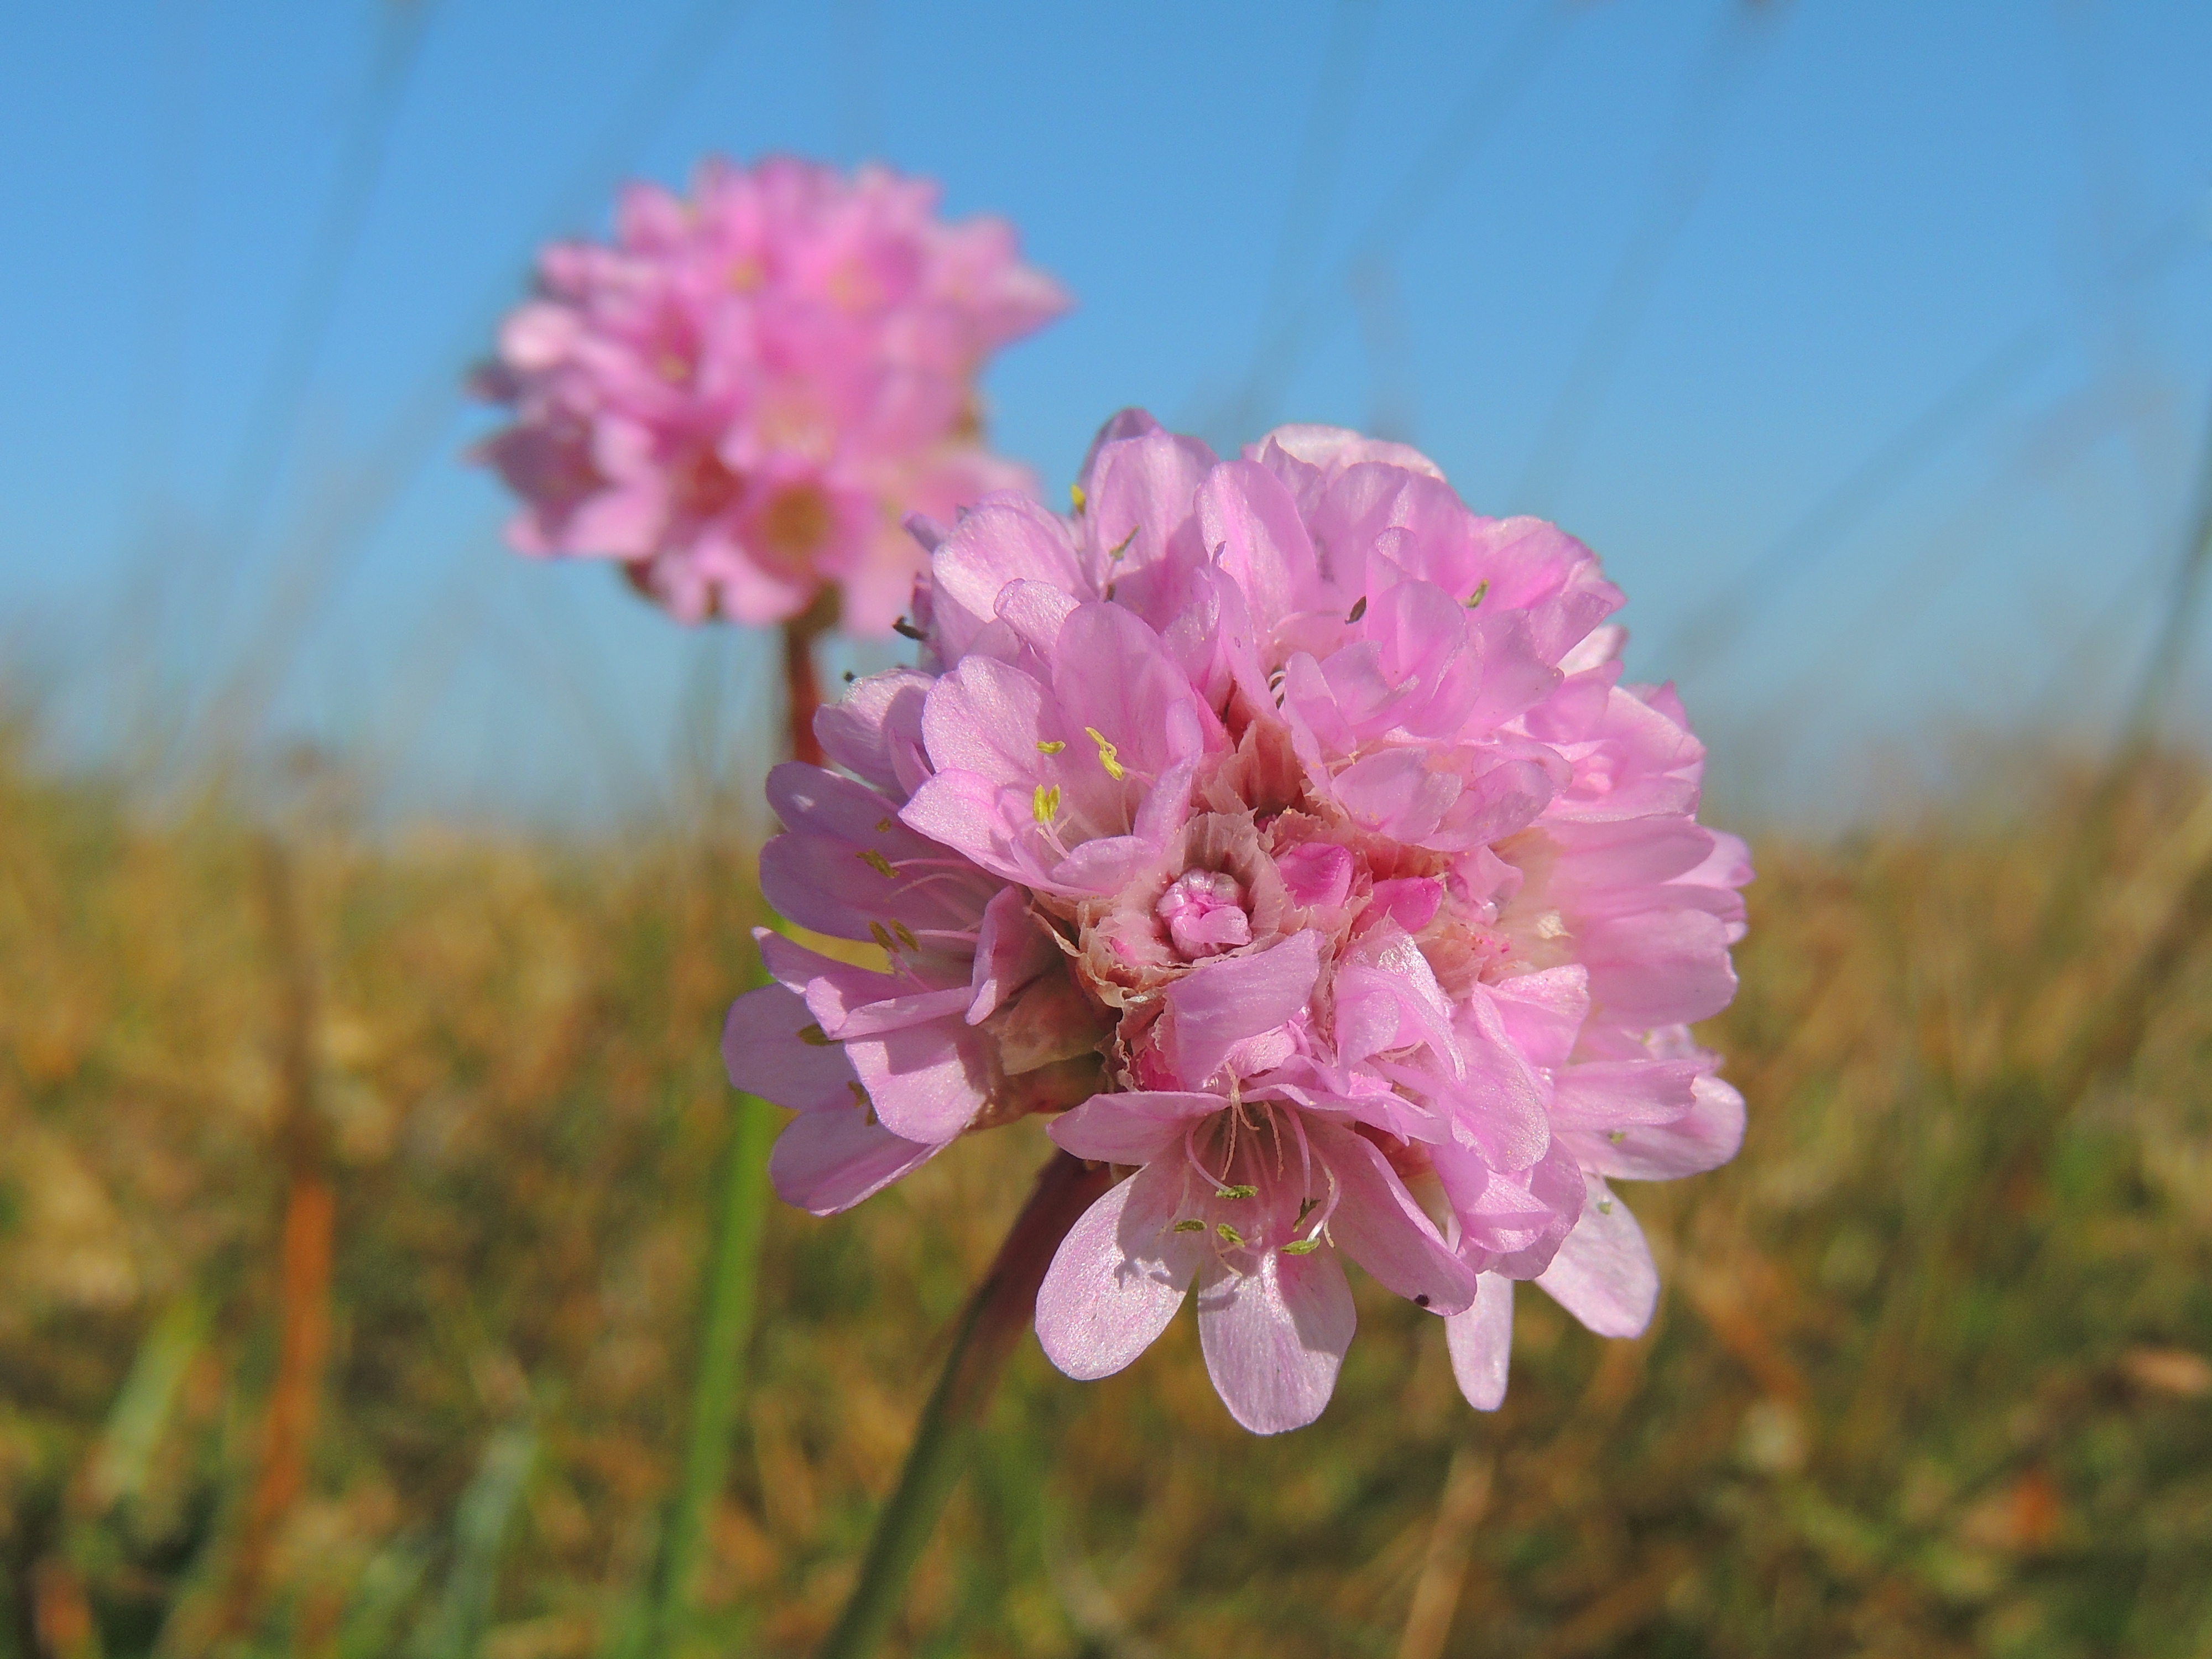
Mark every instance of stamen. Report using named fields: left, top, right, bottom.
left=1036, top=739, right=1067, bottom=755
left=869, top=921, right=895, bottom=952
left=1084, top=727, right=1126, bottom=781
left=1173, top=1218, right=1204, bottom=1233
left=1467, top=579, right=1490, bottom=608
left=1215, top=1183, right=1259, bottom=1200
left=857, top=849, right=897, bottom=879
left=1346, top=594, right=1368, bottom=624
left=1032, top=782, right=1061, bottom=826
left=797, top=1024, right=833, bottom=1047
left=1215, top=1222, right=1245, bottom=1247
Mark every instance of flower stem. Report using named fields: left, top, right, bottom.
left=784, top=613, right=828, bottom=769
left=653, top=1090, right=778, bottom=1651
left=654, top=615, right=833, bottom=1647
left=816, top=1151, right=1111, bottom=1659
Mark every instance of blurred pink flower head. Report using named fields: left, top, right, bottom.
left=471, top=156, right=1068, bottom=632
left=725, top=410, right=1751, bottom=1433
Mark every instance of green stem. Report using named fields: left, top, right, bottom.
left=654, top=1090, right=777, bottom=1651
left=654, top=612, right=833, bottom=1648
left=815, top=1152, right=1110, bottom=1659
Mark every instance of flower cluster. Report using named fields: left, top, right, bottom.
left=472, top=156, right=1068, bottom=630
left=726, top=411, right=1750, bottom=1433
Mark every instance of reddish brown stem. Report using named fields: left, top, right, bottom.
left=816, top=1151, right=1112, bottom=1658
left=952, top=1151, right=1115, bottom=1422
left=783, top=617, right=826, bottom=769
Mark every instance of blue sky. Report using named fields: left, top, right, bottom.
left=2, top=0, right=2208, bottom=824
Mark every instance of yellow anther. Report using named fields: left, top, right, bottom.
left=1215, top=1183, right=1259, bottom=1201
left=1084, top=727, right=1125, bottom=781
left=875, top=817, right=895, bottom=833
left=858, top=848, right=897, bottom=879
left=1032, top=782, right=1061, bottom=826
left=869, top=921, right=895, bottom=952
left=892, top=921, right=919, bottom=950
left=1070, top=483, right=1088, bottom=513
left=1173, top=1218, right=1205, bottom=1233
left=798, top=1024, right=833, bottom=1047
left=1036, top=739, right=1067, bottom=755
left=1467, top=579, right=1491, bottom=608
left=1281, top=1237, right=1323, bottom=1255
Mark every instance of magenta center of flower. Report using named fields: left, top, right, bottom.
left=1155, top=869, right=1251, bottom=961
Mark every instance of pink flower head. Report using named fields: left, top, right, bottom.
left=471, top=156, right=1069, bottom=632
left=725, top=410, right=1751, bottom=1432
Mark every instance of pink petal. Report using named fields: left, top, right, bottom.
left=768, top=1108, right=941, bottom=1217
left=814, top=669, right=932, bottom=798
left=1445, top=1274, right=1514, bottom=1411
left=1566, top=1073, right=1746, bottom=1181
left=840, top=1019, right=989, bottom=1143
left=1275, top=841, right=1353, bottom=911
left=1164, top=932, right=1322, bottom=1086
left=966, top=884, right=1055, bottom=1024
left=1549, top=1057, right=1705, bottom=1130
left=1197, top=458, right=1317, bottom=634
left=1306, top=1121, right=1477, bottom=1314
left=930, top=495, right=1088, bottom=660
left=1050, top=603, right=1224, bottom=779
left=1195, top=1248, right=1355, bottom=1434
left=1533, top=1177, right=1658, bottom=1338
left=1484, top=969, right=1590, bottom=1076
left=1036, top=1164, right=1201, bottom=1381
left=722, top=983, right=855, bottom=1112
left=1047, top=1091, right=1224, bottom=1165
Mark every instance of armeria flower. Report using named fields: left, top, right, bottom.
left=724, top=410, right=1751, bottom=1432
left=471, top=156, right=1068, bottom=631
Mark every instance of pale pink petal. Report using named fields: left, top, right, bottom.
left=1306, top=1121, right=1477, bottom=1314
left=841, top=1020, right=989, bottom=1142
left=769, top=1108, right=942, bottom=1216
left=1446, top=1274, right=1515, bottom=1411
left=966, top=884, right=1054, bottom=1023
left=1567, top=1073, right=1746, bottom=1181
left=1036, top=1163, right=1202, bottom=1380
left=1164, top=932, right=1322, bottom=1086
left=722, top=983, right=854, bottom=1111
left=1534, top=1177, right=1658, bottom=1338
left=1195, top=1249, right=1355, bottom=1435
left=1048, top=1092, right=1224, bottom=1165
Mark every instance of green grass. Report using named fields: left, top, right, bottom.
left=1, top=725, right=2208, bottom=1658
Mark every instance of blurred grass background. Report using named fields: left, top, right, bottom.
left=3, top=713, right=2208, bottom=1659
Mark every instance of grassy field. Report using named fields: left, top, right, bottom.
left=2, top=723, right=2208, bottom=1659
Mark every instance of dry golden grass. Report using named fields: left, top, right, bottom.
left=2, top=721, right=2208, bottom=1658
